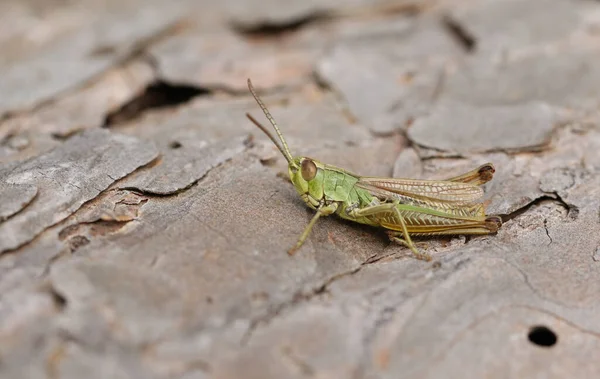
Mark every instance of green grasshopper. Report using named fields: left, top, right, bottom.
left=246, top=79, right=502, bottom=261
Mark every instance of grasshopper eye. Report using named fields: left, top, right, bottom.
left=301, top=159, right=317, bottom=181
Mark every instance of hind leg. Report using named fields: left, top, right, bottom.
left=387, top=232, right=432, bottom=262
left=348, top=202, right=431, bottom=262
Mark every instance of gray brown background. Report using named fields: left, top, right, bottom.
left=1, top=0, right=600, bottom=378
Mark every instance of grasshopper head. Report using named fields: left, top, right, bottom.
left=246, top=79, right=325, bottom=209
left=288, top=157, right=325, bottom=209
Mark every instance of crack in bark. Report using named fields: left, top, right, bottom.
left=498, top=257, right=575, bottom=310
left=500, top=194, right=570, bottom=223
left=415, top=142, right=554, bottom=158
left=351, top=255, right=473, bottom=378
left=0, top=19, right=186, bottom=120
left=44, top=281, right=68, bottom=312
left=543, top=218, right=553, bottom=245
left=233, top=12, right=332, bottom=38
left=59, top=218, right=135, bottom=250
left=0, top=188, right=38, bottom=223
left=0, top=156, right=157, bottom=257
left=240, top=265, right=364, bottom=346
left=232, top=1, right=426, bottom=40
left=2, top=141, right=245, bottom=265
left=545, top=189, right=578, bottom=220
left=593, top=245, right=600, bottom=262
left=119, top=151, right=244, bottom=197
left=441, top=14, right=477, bottom=52
left=103, top=81, right=211, bottom=127
left=353, top=255, right=594, bottom=378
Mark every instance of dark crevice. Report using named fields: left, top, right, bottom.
left=50, top=129, right=84, bottom=141
left=233, top=12, right=330, bottom=39
left=118, top=186, right=178, bottom=198
left=500, top=195, right=569, bottom=223
left=46, top=284, right=68, bottom=311
left=546, top=191, right=579, bottom=221
left=103, top=81, right=211, bottom=127
left=119, top=178, right=206, bottom=197
left=557, top=195, right=578, bottom=221
left=118, top=146, right=247, bottom=197
left=442, top=15, right=477, bottom=52
left=0, top=20, right=188, bottom=123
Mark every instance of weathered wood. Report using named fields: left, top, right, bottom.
left=1, top=0, right=600, bottom=378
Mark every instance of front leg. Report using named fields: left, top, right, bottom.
left=347, top=202, right=432, bottom=261
left=288, top=202, right=338, bottom=255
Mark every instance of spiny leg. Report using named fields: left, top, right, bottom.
left=348, top=202, right=431, bottom=262
left=288, top=203, right=338, bottom=255
left=387, top=231, right=431, bottom=251
left=388, top=233, right=422, bottom=257
left=387, top=209, right=431, bottom=262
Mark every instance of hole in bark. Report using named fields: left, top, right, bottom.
left=233, top=12, right=329, bottom=38
left=442, top=15, right=476, bottom=52
left=48, top=287, right=67, bottom=310
left=169, top=141, right=182, bottom=149
left=528, top=325, right=557, bottom=347
left=103, top=81, right=210, bottom=127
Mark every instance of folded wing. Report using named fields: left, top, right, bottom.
left=356, top=177, right=484, bottom=207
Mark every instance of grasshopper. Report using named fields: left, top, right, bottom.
left=246, top=79, right=501, bottom=261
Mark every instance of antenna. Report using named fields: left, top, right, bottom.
left=247, top=79, right=294, bottom=163
left=246, top=113, right=292, bottom=164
